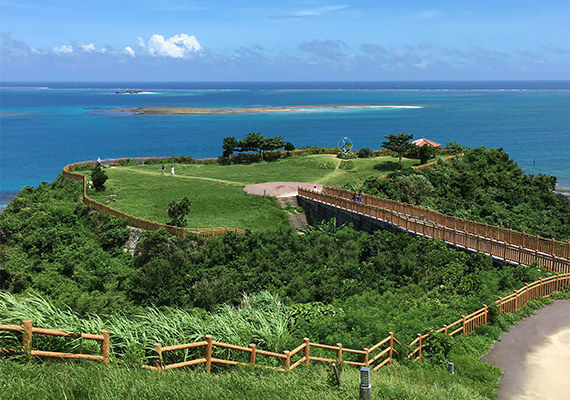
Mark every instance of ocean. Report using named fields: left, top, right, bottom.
left=1, top=81, right=570, bottom=208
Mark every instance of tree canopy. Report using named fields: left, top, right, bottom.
left=222, top=132, right=286, bottom=158
left=381, top=132, right=415, bottom=168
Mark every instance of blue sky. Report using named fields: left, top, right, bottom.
left=1, top=1, right=569, bottom=81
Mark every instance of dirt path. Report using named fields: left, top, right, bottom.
left=121, top=167, right=243, bottom=186
left=481, top=299, right=570, bottom=399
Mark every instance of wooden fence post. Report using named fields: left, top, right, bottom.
left=498, top=297, right=503, bottom=315
left=388, top=332, right=394, bottom=365
left=22, top=320, right=33, bottom=354
left=205, top=335, right=213, bottom=372
left=363, top=348, right=370, bottom=365
left=514, top=290, right=518, bottom=311
left=101, top=330, right=110, bottom=364
left=303, top=338, right=310, bottom=366
left=484, top=305, right=489, bottom=325
left=417, top=334, right=422, bottom=359
left=248, top=344, right=256, bottom=368
left=461, top=315, right=466, bottom=336
left=284, top=350, right=291, bottom=372
left=154, top=343, right=164, bottom=370
left=336, top=343, right=343, bottom=363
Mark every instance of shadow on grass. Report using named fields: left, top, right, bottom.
left=373, top=161, right=400, bottom=172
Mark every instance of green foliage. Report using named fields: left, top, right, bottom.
left=284, top=141, right=295, bottom=151
left=362, top=147, right=570, bottom=241
left=445, top=141, right=464, bottom=152
left=418, top=144, right=435, bottom=165
left=222, top=136, right=238, bottom=157
left=167, top=197, right=191, bottom=227
left=358, top=147, right=373, bottom=158
left=92, top=165, right=108, bottom=192
left=228, top=132, right=287, bottom=159
left=336, top=151, right=357, bottom=159
left=381, top=132, right=415, bottom=168
left=0, top=176, right=133, bottom=314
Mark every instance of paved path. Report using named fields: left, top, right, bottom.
left=481, top=299, right=570, bottom=400
left=244, top=182, right=322, bottom=197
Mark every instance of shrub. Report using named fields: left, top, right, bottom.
left=358, top=148, right=372, bottom=158
left=337, top=151, right=357, bottom=159
left=284, top=142, right=295, bottom=151
left=91, top=166, right=108, bottom=192
left=167, top=197, right=191, bottom=227
left=418, top=145, right=435, bottom=164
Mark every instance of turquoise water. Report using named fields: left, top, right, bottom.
left=1, top=82, right=570, bottom=206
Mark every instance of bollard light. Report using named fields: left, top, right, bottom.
left=360, top=367, right=371, bottom=388
left=448, top=362, right=454, bottom=374
left=360, top=367, right=371, bottom=400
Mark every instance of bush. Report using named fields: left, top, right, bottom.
left=167, top=197, right=191, bottom=227
left=284, top=142, right=295, bottom=151
left=358, top=148, right=372, bottom=158
left=91, top=166, right=108, bottom=192
left=418, top=145, right=435, bottom=164
left=337, top=151, right=357, bottom=159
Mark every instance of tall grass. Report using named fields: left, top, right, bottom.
left=0, top=291, right=292, bottom=366
left=0, top=359, right=497, bottom=400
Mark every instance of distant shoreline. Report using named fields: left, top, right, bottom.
left=123, top=105, right=422, bottom=116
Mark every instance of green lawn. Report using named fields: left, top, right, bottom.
left=84, top=154, right=425, bottom=231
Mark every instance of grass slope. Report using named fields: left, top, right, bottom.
left=85, top=155, right=422, bottom=230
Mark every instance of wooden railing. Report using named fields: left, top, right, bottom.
left=407, top=272, right=570, bottom=359
left=62, top=159, right=245, bottom=238
left=1, top=274, right=569, bottom=370
left=149, top=333, right=399, bottom=372
left=0, top=320, right=110, bottom=363
left=299, top=187, right=570, bottom=273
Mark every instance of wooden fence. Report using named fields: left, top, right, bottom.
left=1, top=274, right=569, bottom=369
left=61, top=160, right=245, bottom=238
left=299, top=186, right=570, bottom=274
left=0, top=320, right=110, bottom=363
left=407, top=272, right=570, bottom=359
left=148, top=333, right=399, bottom=372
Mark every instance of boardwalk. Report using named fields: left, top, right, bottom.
left=298, top=186, right=570, bottom=274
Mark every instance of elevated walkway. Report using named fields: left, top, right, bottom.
left=298, top=186, right=570, bottom=273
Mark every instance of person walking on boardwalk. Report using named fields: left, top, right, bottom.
left=170, top=166, right=175, bottom=176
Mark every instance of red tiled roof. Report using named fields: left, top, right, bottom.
left=412, top=137, right=441, bottom=147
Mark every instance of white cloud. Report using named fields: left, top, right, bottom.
left=122, top=46, right=135, bottom=57
left=414, top=61, right=428, bottom=69
left=53, top=44, right=73, bottom=54
left=147, top=33, right=201, bottom=58
left=82, top=43, right=96, bottom=53
left=138, top=37, right=146, bottom=48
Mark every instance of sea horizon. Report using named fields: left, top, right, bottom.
left=2, top=80, right=570, bottom=208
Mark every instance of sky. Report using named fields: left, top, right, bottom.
left=1, top=0, right=570, bottom=81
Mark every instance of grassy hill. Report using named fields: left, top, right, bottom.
left=83, top=154, right=423, bottom=230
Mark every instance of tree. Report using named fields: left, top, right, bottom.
left=91, top=165, right=108, bottom=192
left=381, top=132, right=415, bottom=169
left=418, top=144, right=435, bottom=165
left=235, top=132, right=286, bottom=159
left=167, top=197, right=191, bottom=227
left=222, top=136, right=239, bottom=158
